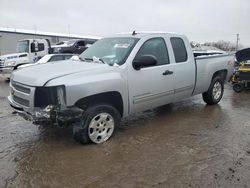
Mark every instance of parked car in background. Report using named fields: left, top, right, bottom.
left=52, top=39, right=98, bottom=54
left=15, top=54, right=75, bottom=69
left=8, top=32, right=234, bottom=144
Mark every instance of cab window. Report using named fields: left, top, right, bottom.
left=170, top=37, right=188, bottom=63
left=135, top=38, right=170, bottom=67
left=38, top=43, right=45, bottom=51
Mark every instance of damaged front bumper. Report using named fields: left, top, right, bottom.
left=8, top=96, right=83, bottom=126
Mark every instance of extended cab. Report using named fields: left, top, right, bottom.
left=8, top=32, right=234, bottom=144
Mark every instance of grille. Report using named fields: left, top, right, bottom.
left=12, top=82, right=31, bottom=94
left=13, top=95, right=30, bottom=107
left=0, top=60, right=4, bottom=67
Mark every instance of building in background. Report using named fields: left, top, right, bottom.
left=0, top=27, right=100, bottom=55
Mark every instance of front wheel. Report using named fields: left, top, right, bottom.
left=73, top=104, right=121, bottom=144
left=202, top=76, right=224, bottom=105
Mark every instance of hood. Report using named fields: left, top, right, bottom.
left=0, top=52, right=29, bottom=61
left=12, top=60, right=110, bottom=86
left=236, top=48, right=250, bottom=62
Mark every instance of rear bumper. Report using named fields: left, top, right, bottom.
left=8, top=96, right=83, bottom=125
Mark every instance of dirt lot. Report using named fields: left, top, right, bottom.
left=1, top=78, right=250, bottom=188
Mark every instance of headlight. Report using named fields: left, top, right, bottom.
left=57, top=86, right=66, bottom=106
left=34, top=86, right=66, bottom=108
left=5, top=61, right=16, bottom=66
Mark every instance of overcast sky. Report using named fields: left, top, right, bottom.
left=0, top=0, right=249, bottom=46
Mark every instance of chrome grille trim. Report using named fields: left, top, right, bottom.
left=13, top=95, right=30, bottom=107
left=12, top=82, right=31, bottom=94
left=0, top=60, right=4, bottom=67
left=10, top=81, right=35, bottom=110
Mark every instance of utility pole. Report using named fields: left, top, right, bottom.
left=236, top=33, right=240, bottom=51
left=68, top=24, right=71, bottom=40
left=33, top=25, right=37, bottom=39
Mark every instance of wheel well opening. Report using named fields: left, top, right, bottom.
left=213, top=70, right=228, bottom=83
left=75, top=91, right=124, bottom=116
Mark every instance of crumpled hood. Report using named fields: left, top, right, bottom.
left=236, top=48, right=250, bottom=62
left=0, top=52, right=29, bottom=61
left=12, top=60, right=110, bottom=86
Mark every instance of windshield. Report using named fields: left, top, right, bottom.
left=79, top=37, right=139, bottom=66
left=17, top=40, right=29, bottom=53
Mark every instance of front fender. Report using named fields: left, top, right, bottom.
left=45, top=70, right=128, bottom=116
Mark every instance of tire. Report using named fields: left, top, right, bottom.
left=202, top=76, right=224, bottom=105
left=233, top=83, right=244, bottom=93
left=73, top=104, right=121, bottom=144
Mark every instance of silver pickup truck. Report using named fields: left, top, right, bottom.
left=8, top=32, right=234, bottom=144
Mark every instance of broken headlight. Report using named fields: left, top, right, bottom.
left=56, top=85, right=66, bottom=106
left=34, top=85, right=66, bottom=107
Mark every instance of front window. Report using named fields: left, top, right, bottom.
left=135, top=38, right=170, bottom=66
left=17, top=40, right=29, bottom=53
left=79, top=37, right=139, bottom=66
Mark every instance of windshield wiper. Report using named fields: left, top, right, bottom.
left=81, top=56, right=109, bottom=65
left=78, top=56, right=85, bottom=61
left=93, top=56, right=106, bottom=65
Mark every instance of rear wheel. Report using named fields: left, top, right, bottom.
left=73, top=104, right=121, bottom=144
left=233, top=83, right=244, bottom=93
left=202, top=76, right=224, bottom=105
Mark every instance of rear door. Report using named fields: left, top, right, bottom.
left=168, top=36, right=196, bottom=101
left=128, top=37, right=175, bottom=113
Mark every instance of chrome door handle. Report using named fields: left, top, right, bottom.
left=162, top=70, right=173, bottom=75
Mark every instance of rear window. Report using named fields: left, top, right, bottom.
left=170, top=38, right=188, bottom=63
left=38, top=43, right=45, bottom=51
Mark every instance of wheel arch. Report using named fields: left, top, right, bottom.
left=74, top=91, right=124, bottom=117
left=212, top=69, right=228, bottom=83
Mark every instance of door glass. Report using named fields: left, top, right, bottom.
left=135, top=38, right=170, bottom=66
left=170, top=37, right=188, bottom=63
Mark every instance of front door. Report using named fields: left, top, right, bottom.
left=128, top=37, right=175, bottom=113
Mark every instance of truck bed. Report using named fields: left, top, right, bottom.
left=192, top=53, right=235, bottom=96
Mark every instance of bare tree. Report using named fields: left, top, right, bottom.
left=203, top=40, right=243, bottom=51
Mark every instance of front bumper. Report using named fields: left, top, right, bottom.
left=0, top=67, right=14, bottom=78
left=8, top=96, right=83, bottom=126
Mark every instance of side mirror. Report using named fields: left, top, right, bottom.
left=31, top=42, right=38, bottom=53
left=133, top=55, right=157, bottom=70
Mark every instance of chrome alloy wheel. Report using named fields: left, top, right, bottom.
left=88, top=112, right=115, bottom=144
left=212, top=81, right=222, bottom=100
